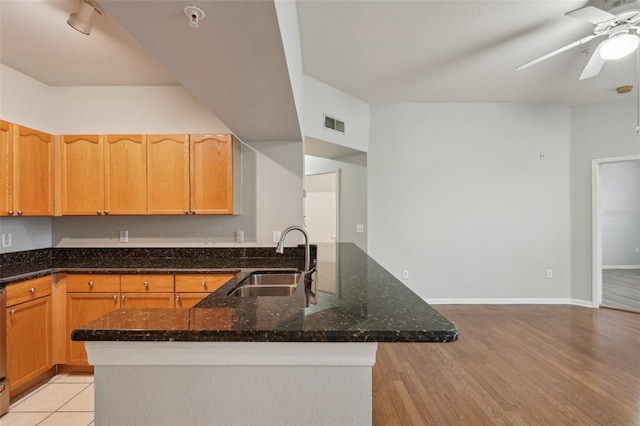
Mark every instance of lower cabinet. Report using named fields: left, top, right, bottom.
left=175, top=292, right=211, bottom=308
left=6, top=277, right=53, bottom=398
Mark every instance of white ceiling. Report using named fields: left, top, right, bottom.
left=2, top=0, right=640, bottom=138
left=297, top=0, right=640, bottom=106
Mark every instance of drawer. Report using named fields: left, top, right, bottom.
left=121, top=274, right=174, bottom=293
left=66, top=274, right=120, bottom=293
left=175, top=274, right=235, bottom=293
left=6, top=276, right=52, bottom=307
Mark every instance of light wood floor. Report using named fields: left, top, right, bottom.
left=602, top=269, right=640, bottom=313
left=372, top=305, right=640, bottom=425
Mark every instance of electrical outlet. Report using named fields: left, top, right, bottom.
left=235, top=231, right=244, bottom=243
left=540, top=151, right=546, bottom=160
left=356, top=224, right=364, bottom=233
left=546, top=269, right=553, bottom=279
left=119, top=230, right=128, bottom=243
left=273, top=231, right=281, bottom=244
left=1, top=233, right=12, bottom=248
left=402, top=270, right=409, bottom=279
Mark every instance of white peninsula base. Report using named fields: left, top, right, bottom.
left=85, top=341, right=378, bottom=426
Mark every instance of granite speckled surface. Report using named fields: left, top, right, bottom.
left=70, top=244, right=459, bottom=343
left=0, top=246, right=314, bottom=285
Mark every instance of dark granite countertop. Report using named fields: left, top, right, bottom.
left=70, top=244, right=459, bottom=343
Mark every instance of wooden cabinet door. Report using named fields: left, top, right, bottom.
left=0, top=120, right=14, bottom=216
left=67, top=293, right=119, bottom=365
left=105, top=134, right=147, bottom=214
left=60, top=135, right=105, bottom=215
left=7, top=296, right=52, bottom=397
left=190, top=134, right=233, bottom=214
left=14, top=125, right=54, bottom=215
left=120, top=293, right=175, bottom=308
left=147, top=134, right=189, bottom=215
left=175, top=292, right=210, bottom=308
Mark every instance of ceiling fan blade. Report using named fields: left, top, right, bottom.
left=566, top=6, right=617, bottom=24
left=516, top=34, right=599, bottom=71
left=579, top=40, right=606, bottom=80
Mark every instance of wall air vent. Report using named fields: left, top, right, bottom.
left=323, top=114, right=345, bottom=134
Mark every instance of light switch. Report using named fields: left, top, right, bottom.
left=356, top=224, right=364, bottom=233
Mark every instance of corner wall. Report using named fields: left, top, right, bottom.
left=570, top=100, right=640, bottom=301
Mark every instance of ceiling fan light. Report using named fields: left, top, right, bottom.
left=599, top=33, right=640, bottom=60
left=67, top=1, right=96, bottom=35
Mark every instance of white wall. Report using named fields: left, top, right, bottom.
left=303, top=76, right=370, bottom=152
left=570, top=99, right=640, bottom=301
left=305, top=154, right=367, bottom=250
left=601, top=161, right=640, bottom=267
left=368, top=103, right=571, bottom=302
left=1, top=65, right=303, bottom=250
left=305, top=173, right=337, bottom=243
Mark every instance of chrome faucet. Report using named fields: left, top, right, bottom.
left=275, top=225, right=310, bottom=273
left=276, top=226, right=317, bottom=304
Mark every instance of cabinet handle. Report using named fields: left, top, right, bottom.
left=29, top=287, right=36, bottom=294
left=183, top=210, right=189, bottom=215
left=143, top=281, right=149, bottom=288
left=175, top=295, right=180, bottom=301
left=9, top=309, right=16, bottom=315
left=97, top=210, right=101, bottom=215
left=121, top=295, right=125, bottom=301
left=8, top=210, right=13, bottom=215
left=17, top=210, right=23, bottom=215
left=113, top=295, right=117, bottom=301
left=201, top=281, right=207, bottom=287
left=104, top=210, right=109, bottom=215
left=88, top=281, right=94, bottom=287
left=190, top=210, right=196, bottom=215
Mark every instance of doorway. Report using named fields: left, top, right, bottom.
left=304, top=171, right=339, bottom=295
left=592, top=156, right=640, bottom=312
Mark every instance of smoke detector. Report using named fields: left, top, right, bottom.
left=184, top=6, right=205, bottom=28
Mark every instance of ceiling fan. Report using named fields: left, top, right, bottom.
left=517, top=5, right=640, bottom=80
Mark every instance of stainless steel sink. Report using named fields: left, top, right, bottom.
left=227, top=271, right=301, bottom=297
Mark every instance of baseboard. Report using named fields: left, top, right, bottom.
left=602, top=265, right=640, bottom=270
left=426, top=298, right=594, bottom=308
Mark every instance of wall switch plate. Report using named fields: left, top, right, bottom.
left=540, top=151, right=546, bottom=160
left=546, top=269, right=553, bottom=279
left=235, top=231, right=244, bottom=243
left=273, top=231, right=282, bottom=244
left=1, top=233, right=12, bottom=248
left=402, top=270, right=409, bottom=279
left=119, top=230, right=128, bottom=243
left=356, top=224, right=364, bottom=233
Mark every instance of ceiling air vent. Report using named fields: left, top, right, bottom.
left=324, top=114, right=345, bottom=134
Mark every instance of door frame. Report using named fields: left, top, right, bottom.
left=591, top=155, right=640, bottom=308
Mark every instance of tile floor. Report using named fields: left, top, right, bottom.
left=1, top=373, right=94, bottom=426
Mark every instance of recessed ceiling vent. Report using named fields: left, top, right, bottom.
left=324, top=114, right=345, bottom=134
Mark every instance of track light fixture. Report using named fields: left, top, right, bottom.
left=67, top=0, right=103, bottom=35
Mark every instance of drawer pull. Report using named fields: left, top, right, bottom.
left=175, top=295, right=180, bottom=301
left=113, top=295, right=117, bottom=301
left=97, top=210, right=101, bottom=215
left=143, top=281, right=149, bottom=288
left=9, top=309, right=16, bottom=315
left=8, top=210, right=13, bottom=215
left=29, top=287, right=36, bottom=294
left=88, top=281, right=94, bottom=287
left=201, top=281, right=207, bottom=288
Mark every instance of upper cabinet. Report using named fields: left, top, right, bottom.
left=0, top=122, right=53, bottom=216
left=105, top=135, right=147, bottom=215
left=147, top=134, right=190, bottom=215
left=0, top=120, right=13, bottom=216
left=2, top=121, right=240, bottom=217
left=59, top=135, right=105, bottom=215
left=190, top=134, right=236, bottom=214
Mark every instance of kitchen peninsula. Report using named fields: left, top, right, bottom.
left=2, top=244, right=458, bottom=425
